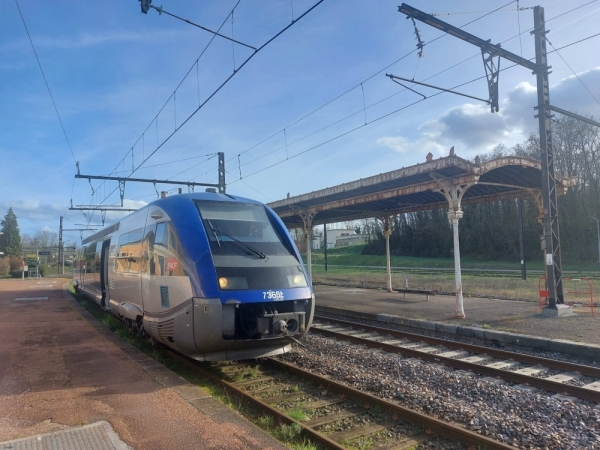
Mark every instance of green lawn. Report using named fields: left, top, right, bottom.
left=303, top=244, right=600, bottom=273
left=302, top=245, right=600, bottom=301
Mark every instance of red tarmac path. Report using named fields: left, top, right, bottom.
left=0, top=278, right=287, bottom=450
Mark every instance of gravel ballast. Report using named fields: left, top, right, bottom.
left=279, top=335, right=600, bottom=449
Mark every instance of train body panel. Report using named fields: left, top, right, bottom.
left=74, top=192, right=313, bottom=361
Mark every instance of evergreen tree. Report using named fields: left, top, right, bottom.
left=0, top=208, right=22, bottom=257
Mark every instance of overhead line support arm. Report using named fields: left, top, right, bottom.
left=545, top=105, right=600, bottom=128
left=75, top=174, right=221, bottom=188
left=398, top=3, right=540, bottom=113
left=398, top=4, right=538, bottom=72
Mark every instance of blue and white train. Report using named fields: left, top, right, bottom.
left=73, top=192, right=314, bottom=361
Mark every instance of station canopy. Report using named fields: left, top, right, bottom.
left=267, top=154, right=575, bottom=228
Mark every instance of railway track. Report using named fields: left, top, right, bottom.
left=166, top=351, right=516, bottom=450
left=310, top=315, right=600, bottom=404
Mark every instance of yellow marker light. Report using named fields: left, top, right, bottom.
left=219, top=277, right=229, bottom=289
left=293, top=275, right=303, bottom=286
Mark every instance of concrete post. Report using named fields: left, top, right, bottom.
left=383, top=216, right=393, bottom=292
left=432, top=173, right=474, bottom=319
left=299, top=210, right=316, bottom=285
left=305, top=225, right=313, bottom=284
left=448, top=210, right=465, bottom=318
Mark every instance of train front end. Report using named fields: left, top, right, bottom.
left=181, top=195, right=313, bottom=361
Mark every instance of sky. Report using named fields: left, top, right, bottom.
left=1, top=0, right=599, bottom=246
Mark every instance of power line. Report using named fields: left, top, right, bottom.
left=222, top=1, right=599, bottom=183
left=167, top=154, right=217, bottom=180
left=80, top=0, right=599, bottom=210
left=227, top=28, right=600, bottom=186
left=226, top=0, right=517, bottom=168
left=14, top=0, right=77, bottom=165
left=91, top=0, right=325, bottom=209
left=106, top=153, right=218, bottom=176
left=91, top=1, right=244, bottom=205
left=548, top=31, right=600, bottom=53
left=545, top=37, right=600, bottom=107
left=133, top=0, right=325, bottom=174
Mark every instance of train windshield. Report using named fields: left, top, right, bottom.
left=195, top=200, right=307, bottom=291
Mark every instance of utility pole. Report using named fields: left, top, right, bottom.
left=397, top=4, right=569, bottom=314
left=533, top=6, right=563, bottom=308
left=518, top=199, right=526, bottom=280
left=58, top=216, right=63, bottom=275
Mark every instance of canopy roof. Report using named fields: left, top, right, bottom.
left=267, top=155, right=575, bottom=228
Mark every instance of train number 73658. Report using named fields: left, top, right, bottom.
left=263, top=290, right=285, bottom=300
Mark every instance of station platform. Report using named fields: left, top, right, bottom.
left=314, top=284, right=600, bottom=350
left=0, top=279, right=287, bottom=450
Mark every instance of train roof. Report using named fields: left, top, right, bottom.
left=81, top=192, right=264, bottom=245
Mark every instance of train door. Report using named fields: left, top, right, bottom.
left=100, top=239, right=111, bottom=308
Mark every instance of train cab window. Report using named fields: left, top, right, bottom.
left=195, top=200, right=308, bottom=290
left=195, top=201, right=293, bottom=257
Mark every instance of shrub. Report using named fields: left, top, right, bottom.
left=0, top=258, right=9, bottom=276
left=9, top=257, right=22, bottom=271
left=11, top=270, right=23, bottom=278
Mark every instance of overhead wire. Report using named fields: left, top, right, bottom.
left=206, top=3, right=532, bottom=180
left=226, top=0, right=518, bottom=168
left=80, top=0, right=598, bottom=211
left=14, top=0, right=77, bottom=165
left=131, top=0, right=325, bottom=174
left=217, top=0, right=599, bottom=186
left=86, top=0, right=244, bottom=214
left=91, top=0, right=325, bottom=210
left=108, top=1, right=243, bottom=178
left=185, top=0, right=521, bottom=185
left=106, top=153, right=218, bottom=176
left=545, top=37, right=600, bottom=107
left=226, top=30, right=600, bottom=187
left=167, top=154, right=217, bottom=180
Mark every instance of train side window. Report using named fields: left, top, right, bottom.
left=95, top=241, right=102, bottom=273
left=155, top=223, right=168, bottom=248
left=169, top=229, right=177, bottom=252
left=129, top=228, right=143, bottom=245
left=84, top=243, right=96, bottom=273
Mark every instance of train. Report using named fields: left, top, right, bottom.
left=73, top=191, right=314, bottom=361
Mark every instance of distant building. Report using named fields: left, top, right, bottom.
left=335, top=234, right=369, bottom=247
left=318, top=229, right=369, bottom=249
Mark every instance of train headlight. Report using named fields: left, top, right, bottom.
left=218, top=277, right=249, bottom=290
left=287, top=274, right=308, bottom=287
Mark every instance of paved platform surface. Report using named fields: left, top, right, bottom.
left=0, top=421, right=130, bottom=450
left=0, top=279, right=287, bottom=450
left=314, top=284, right=600, bottom=345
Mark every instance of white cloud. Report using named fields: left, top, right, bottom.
left=0, top=30, right=194, bottom=53
left=376, top=136, right=411, bottom=153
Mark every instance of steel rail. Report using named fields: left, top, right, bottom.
left=166, top=348, right=516, bottom=449
left=312, top=317, right=600, bottom=403
left=267, top=359, right=517, bottom=450
left=164, top=351, right=346, bottom=450
left=314, top=315, right=600, bottom=378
